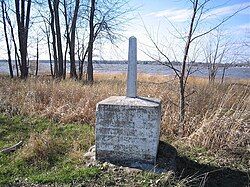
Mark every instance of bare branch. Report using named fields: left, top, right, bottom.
left=141, top=15, right=181, bottom=77
left=191, top=5, right=250, bottom=43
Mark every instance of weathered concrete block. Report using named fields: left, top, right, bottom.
left=95, top=96, right=161, bottom=164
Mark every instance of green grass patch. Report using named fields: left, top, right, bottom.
left=0, top=114, right=249, bottom=186
left=0, top=114, right=95, bottom=185
left=30, top=166, right=100, bottom=184
left=0, top=114, right=51, bottom=149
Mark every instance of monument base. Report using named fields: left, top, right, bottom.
left=95, top=96, right=161, bottom=164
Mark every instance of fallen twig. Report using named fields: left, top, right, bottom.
left=0, top=141, right=23, bottom=154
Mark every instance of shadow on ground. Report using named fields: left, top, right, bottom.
left=176, top=155, right=249, bottom=187
left=156, top=140, right=250, bottom=187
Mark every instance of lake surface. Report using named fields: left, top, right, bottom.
left=0, top=61, right=249, bottom=79
left=94, top=63, right=250, bottom=79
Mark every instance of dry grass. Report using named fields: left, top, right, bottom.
left=19, top=129, right=66, bottom=168
left=0, top=74, right=249, bottom=156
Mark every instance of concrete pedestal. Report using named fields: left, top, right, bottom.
left=95, top=96, right=161, bottom=164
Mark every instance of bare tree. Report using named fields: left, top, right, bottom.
left=62, top=0, right=70, bottom=79
left=203, top=29, right=247, bottom=83
left=203, top=30, right=229, bottom=82
left=15, top=0, right=32, bottom=79
left=41, top=0, right=81, bottom=79
left=41, top=16, right=54, bottom=77
left=54, top=0, right=64, bottom=77
left=33, top=0, right=131, bottom=81
left=6, top=11, right=20, bottom=77
left=85, top=0, right=134, bottom=83
left=77, top=29, right=88, bottom=80
left=62, top=0, right=80, bottom=79
left=47, top=0, right=64, bottom=78
left=47, top=0, right=58, bottom=77
left=1, top=0, right=13, bottom=78
left=145, top=0, right=249, bottom=136
left=69, top=0, right=80, bottom=79
left=35, top=37, right=39, bottom=76
left=86, top=0, right=95, bottom=83
left=220, top=43, right=243, bottom=83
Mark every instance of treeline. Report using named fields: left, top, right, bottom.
left=0, top=0, right=131, bottom=82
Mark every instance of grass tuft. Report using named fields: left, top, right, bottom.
left=19, top=129, right=67, bottom=169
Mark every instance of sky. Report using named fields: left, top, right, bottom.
left=0, top=0, right=249, bottom=62
left=102, top=0, right=250, bottom=62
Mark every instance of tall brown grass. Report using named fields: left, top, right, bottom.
left=0, top=74, right=249, bottom=155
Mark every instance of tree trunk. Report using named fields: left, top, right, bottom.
left=43, top=17, right=54, bottom=77
left=53, top=0, right=64, bottom=78
left=48, top=44, right=54, bottom=77
left=87, top=0, right=95, bottom=83
left=179, top=77, right=185, bottom=135
left=2, top=1, right=13, bottom=78
left=221, top=67, right=226, bottom=84
left=63, top=0, right=69, bottom=79
left=15, top=53, right=19, bottom=77
left=48, top=0, right=58, bottom=77
left=79, top=49, right=88, bottom=80
left=15, top=0, right=31, bottom=79
left=178, top=0, right=198, bottom=136
left=209, top=36, right=220, bottom=83
left=35, top=37, right=39, bottom=76
left=69, top=0, right=79, bottom=79
left=63, top=44, right=68, bottom=79
left=7, top=13, right=20, bottom=77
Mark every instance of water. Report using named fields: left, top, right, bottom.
left=94, top=63, right=250, bottom=79
left=0, top=61, right=249, bottom=79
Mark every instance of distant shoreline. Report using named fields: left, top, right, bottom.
left=1, top=61, right=250, bottom=79
left=0, top=59, right=249, bottom=68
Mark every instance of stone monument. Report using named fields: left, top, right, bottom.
left=95, top=36, right=161, bottom=164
